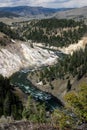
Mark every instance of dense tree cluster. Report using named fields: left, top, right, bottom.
left=0, top=75, right=47, bottom=122
left=0, top=75, right=23, bottom=119
left=0, top=22, right=22, bottom=40
left=35, top=19, right=83, bottom=28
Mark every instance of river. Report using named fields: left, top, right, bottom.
left=10, top=68, right=63, bottom=111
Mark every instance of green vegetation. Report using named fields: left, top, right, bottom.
left=65, top=83, right=87, bottom=123
left=34, top=45, right=87, bottom=83
left=51, top=83, right=87, bottom=129
left=16, top=19, right=87, bottom=47
left=0, top=74, right=87, bottom=129
left=52, top=109, right=74, bottom=130
left=21, top=84, right=87, bottom=129
left=22, top=96, right=47, bottom=123
left=0, top=75, right=23, bottom=120
left=0, top=75, right=47, bottom=122
left=0, top=22, right=22, bottom=41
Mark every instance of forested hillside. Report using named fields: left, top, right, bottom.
left=0, top=22, right=22, bottom=45
left=28, top=45, right=87, bottom=86
left=15, top=19, right=87, bottom=47
left=42, top=45, right=87, bottom=80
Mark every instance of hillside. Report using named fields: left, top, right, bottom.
left=14, top=18, right=87, bottom=47
left=0, top=11, right=19, bottom=18
left=0, top=22, right=22, bottom=41
left=0, top=6, right=73, bottom=18
left=27, top=38, right=87, bottom=106
left=53, top=6, right=87, bottom=20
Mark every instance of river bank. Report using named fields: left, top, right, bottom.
left=10, top=69, right=63, bottom=111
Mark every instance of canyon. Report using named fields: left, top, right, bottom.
left=0, top=36, right=87, bottom=77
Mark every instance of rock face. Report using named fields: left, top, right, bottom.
left=59, top=37, right=87, bottom=55
left=0, top=40, right=58, bottom=77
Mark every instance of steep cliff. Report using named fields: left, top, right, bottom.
left=0, top=40, right=58, bottom=77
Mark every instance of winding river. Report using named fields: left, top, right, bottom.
left=10, top=68, right=63, bottom=111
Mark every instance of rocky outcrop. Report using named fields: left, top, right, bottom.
left=59, top=37, right=87, bottom=55
left=0, top=40, right=58, bottom=77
